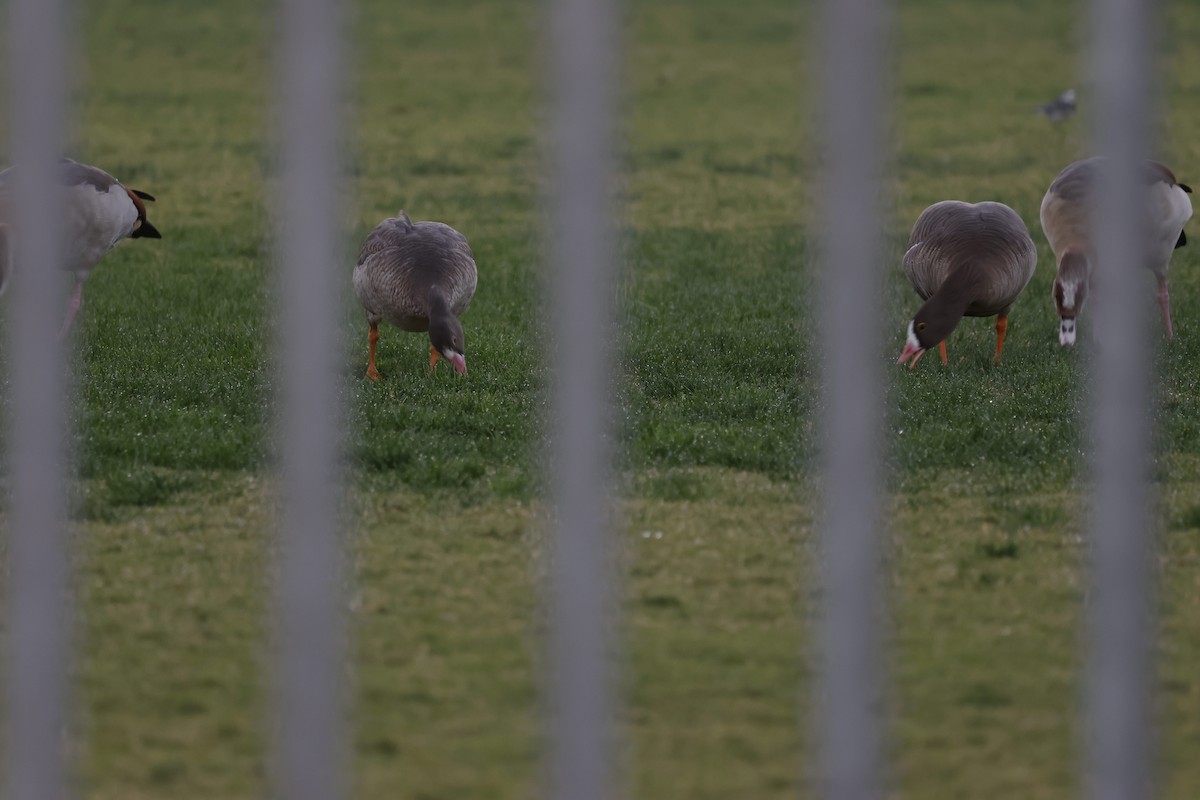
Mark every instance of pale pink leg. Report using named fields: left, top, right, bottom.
left=58, top=281, right=83, bottom=340
left=1157, top=275, right=1173, bottom=340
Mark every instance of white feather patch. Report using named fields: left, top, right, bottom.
left=1059, top=318, right=1077, bottom=347
left=1060, top=283, right=1076, bottom=311
left=906, top=320, right=920, bottom=352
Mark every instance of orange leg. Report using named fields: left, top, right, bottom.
left=366, top=323, right=381, bottom=381
left=993, top=315, right=1008, bottom=364
left=938, top=340, right=948, bottom=365
left=58, top=280, right=84, bottom=340
left=429, top=345, right=441, bottom=372
left=1157, top=275, right=1174, bottom=340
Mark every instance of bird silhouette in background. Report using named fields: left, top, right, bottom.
left=1036, top=88, right=1076, bottom=124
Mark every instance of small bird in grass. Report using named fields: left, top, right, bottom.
left=897, top=200, right=1038, bottom=368
left=1041, top=157, right=1193, bottom=345
left=1036, top=88, right=1077, bottom=124
left=0, top=158, right=161, bottom=338
left=353, top=210, right=477, bottom=379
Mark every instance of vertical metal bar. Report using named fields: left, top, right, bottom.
left=545, top=0, right=620, bottom=796
left=3, top=0, right=71, bottom=797
left=1087, top=0, right=1156, bottom=797
left=274, top=0, right=345, bottom=798
left=814, top=0, right=891, bottom=796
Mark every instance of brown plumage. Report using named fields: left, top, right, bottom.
left=897, top=200, right=1037, bottom=367
left=353, top=210, right=477, bottom=378
left=1040, top=157, right=1193, bottom=345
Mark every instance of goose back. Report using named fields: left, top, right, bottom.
left=0, top=159, right=155, bottom=276
left=354, top=211, right=477, bottom=332
left=1041, top=157, right=1193, bottom=276
left=903, top=200, right=1037, bottom=317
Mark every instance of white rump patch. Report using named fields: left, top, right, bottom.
left=906, top=320, right=920, bottom=352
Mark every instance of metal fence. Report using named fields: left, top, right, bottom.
left=1, top=0, right=1161, bottom=797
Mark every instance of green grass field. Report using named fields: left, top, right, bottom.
left=2, top=0, right=1200, bottom=797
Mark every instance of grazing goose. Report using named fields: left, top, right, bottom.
left=897, top=200, right=1038, bottom=367
left=353, top=210, right=477, bottom=379
left=1040, top=157, right=1192, bottom=345
left=0, top=158, right=161, bottom=337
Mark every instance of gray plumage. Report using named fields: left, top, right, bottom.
left=0, top=158, right=115, bottom=192
left=353, top=210, right=477, bottom=377
left=897, top=200, right=1038, bottom=366
left=903, top=200, right=1037, bottom=318
left=354, top=211, right=476, bottom=331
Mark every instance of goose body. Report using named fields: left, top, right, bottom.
left=1040, top=157, right=1192, bottom=344
left=353, top=210, right=477, bottom=377
left=0, top=158, right=161, bottom=336
left=897, top=200, right=1037, bottom=367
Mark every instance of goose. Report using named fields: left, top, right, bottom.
left=1040, top=157, right=1192, bottom=345
left=897, top=200, right=1038, bottom=367
left=353, top=210, right=477, bottom=379
left=0, top=158, right=161, bottom=337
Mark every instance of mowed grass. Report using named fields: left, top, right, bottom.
left=0, top=0, right=1198, bottom=798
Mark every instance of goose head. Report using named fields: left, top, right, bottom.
left=1053, top=252, right=1089, bottom=347
left=1053, top=279, right=1085, bottom=346
left=125, top=188, right=162, bottom=240
left=897, top=302, right=962, bottom=368
left=429, top=315, right=467, bottom=375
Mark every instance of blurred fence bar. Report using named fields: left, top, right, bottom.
left=1087, top=0, right=1156, bottom=797
left=274, top=0, right=346, bottom=798
left=3, top=0, right=72, bottom=798
left=814, top=0, right=891, bottom=797
left=545, top=0, right=621, bottom=797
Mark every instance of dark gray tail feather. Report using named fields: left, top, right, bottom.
left=132, top=219, right=162, bottom=239
left=1177, top=229, right=1187, bottom=249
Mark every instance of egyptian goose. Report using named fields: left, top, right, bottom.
left=353, top=210, right=477, bottom=379
left=0, top=159, right=161, bottom=337
left=1040, top=157, right=1192, bottom=345
left=897, top=200, right=1038, bottom=367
